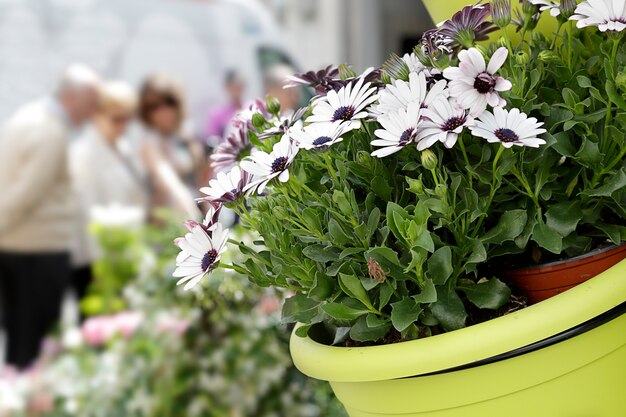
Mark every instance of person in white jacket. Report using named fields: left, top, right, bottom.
left=0, top=64, right=99, bottom=369
left=69, top=81, right=148, bottom=302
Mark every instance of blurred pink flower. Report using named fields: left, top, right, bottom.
left=81, top=312, right=144, bottom=346
left=156, top=315, right=190, bottom=337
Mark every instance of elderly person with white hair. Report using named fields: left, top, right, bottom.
left=69, top=81, right=148, bottom=302
left=0, top=63, right=100, bottom=369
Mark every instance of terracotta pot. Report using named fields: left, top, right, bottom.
left=503, top=244, right=626, bottom=303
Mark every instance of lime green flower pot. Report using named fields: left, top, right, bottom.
left=421, top=0, right=557, bottom=42
left=290, top=260, right=626, bottom=417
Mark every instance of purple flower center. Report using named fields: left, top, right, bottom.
left=313, top=136, right=333, bottom=146
left=333, top=106, right=356, bottom=122
left=271, top=156, right=288, bottom=173
left=399, top=128, right=415, bottom=145
left=201, top=249, right=218, bottom=272
left=474, top=73, right=496, bottom=94
left=442, top=116, right=466, bottom=132
left=495, top=128, right=519, bottom=143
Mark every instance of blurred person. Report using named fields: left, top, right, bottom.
left=69, top=81, right=147, bottom=301
left=0, top=64, right=99, bottom=370
left=264, top=64, right=301, bottom=116
left=205, top=70, right=245, bottom=144
left=138, top=73, right=202, bottom=219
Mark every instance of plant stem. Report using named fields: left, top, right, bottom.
left=550, top=21, right=564, bottom=49
left=458, top=135, right=473, bottom=188
left=602, top=39, right=621, bottom=154
left=322, top=151, right=340, bottom=183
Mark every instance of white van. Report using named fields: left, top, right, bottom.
left=0, top=0, right=298, bottom=134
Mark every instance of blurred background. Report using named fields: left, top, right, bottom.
left=0, top=0, right=434, bottom=415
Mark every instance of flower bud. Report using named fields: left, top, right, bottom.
left=491, top=0, right=512, bottom=28
left=406, top=177, right=424, bottom=194
left=265, top=95, right=281, bottom=115
left=421, top=149, right=438, bottom=171
left=338, top=63, right=357, bottom=80
left=251, top=112, right=266, bottom=130
left=496, top=37, right=508, bottom=49
left=474, top=44, right=489, bottom=58
left=520, top=0, right=539, bottom=16
left=273, top=206, right=288, bottom=220
left=515, top=51, right=529, bottom=66
left=255, top=199, right=269, bottom=212
left=538, top=50, right=560, bottom=63
left=434, top=184, right=448, bottom=199
left=356, top=151, right=371, bottom=166
left=559, top=0, right=577, bottom=20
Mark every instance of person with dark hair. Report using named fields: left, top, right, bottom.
left=204, top=70, right=245, bottom=144
left=0, top=64, right=100, bottom=369
left=138, top=73, right=202, bottom=220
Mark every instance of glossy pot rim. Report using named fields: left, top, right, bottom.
left=506, top=242, right=626, bottom=275
left=290, top=260, right=626, bottom=383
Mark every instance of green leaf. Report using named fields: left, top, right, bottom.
left=606, top=80, right=626, bottom=111
left=366, top=207, right=381, bottom=244
left=371, top=175, right=392, bottom=200
left=545, top=201, right=582, bottom=237
left=466, top=239, right=487, bottom=264
left=413, top=279, right=437, bottom=304
left=386, top=202, right=409, bottom=246
left=575, top=139, right=603, bottom=167
left=459, top=278, right=511, bottom=310
left=282, top=294, right=322, bottom=323
left=430, top=288, right=467, bottom=331
left=339, top=247, right=364, bottom=259
left=391, top=297, right=423, bottom=332
left=595, top=223, right=622, bottom=244
left=562, top=88, right=579, bottom=109
left=413, top=231, right=435, bottom=252
left=310, top=272, right=335, bottom=300
left=328, top=218, right=352, bottom=244
left=301, top=207, right=323, bottom=233
left=322, top=302, right=370, bottom=320
left=339, top=273, right=375, bottom=311
left=426, top=247, right=453, bottom=285
left=582, top=169, right=626, bottom=197
left=532, top=220, right=563, bottom=254
left=295, top=325, right=312, bottom=337
left=302, top=244, right=340, bottom=263
left=349, top=315, right=391, bottom=342
left=482, top=210, right=528, bottom=244
left=577, top=75, right=592, bottom=88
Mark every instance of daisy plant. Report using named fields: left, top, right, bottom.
left=174, top=0, right=626, bottom=344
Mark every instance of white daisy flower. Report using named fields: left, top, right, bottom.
left=470, top=107, right=547, bottom=148
left=571, top=0, right=626, bottom=32
left=290, top=121, right=349, bottom=150
left=306, top=77, right=378, bottom=129
left=240, top=135, right=299, bottom=194
left=371, top=102, right=426, bottom=158
left=418, top=98, right=474, bottom=149
left=183, top=202, right=221, bottom=233
left=198, top=166, right=252, bottom=204
left=402, top=52, right=426, bottom=73
left=371, top=71, right=448, bottom=117
left=530, top=0, right=562, bottom=16
left=443, top=47, right=512, bottom=117
left=173, top=223, right=229, bottom=290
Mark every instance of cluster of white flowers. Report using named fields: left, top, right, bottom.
left=370, top=47, right=546, bottom=157
left=531, top=0, right=626, bottom=32
left=173, top=0, right=624, bottom=294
